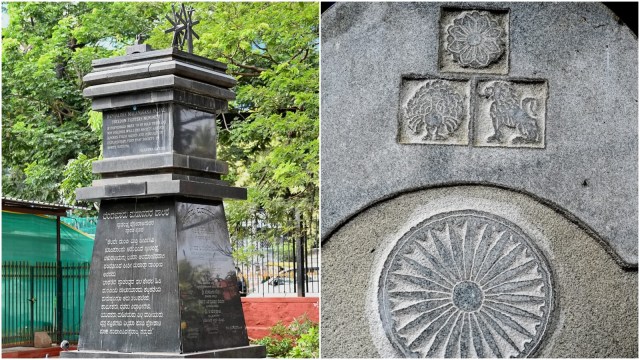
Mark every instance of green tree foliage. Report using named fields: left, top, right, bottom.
left=2, top=2, right=167, bottom=203
left=2, top=3, right=319, bottom=247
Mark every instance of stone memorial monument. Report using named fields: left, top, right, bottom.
left=321, top=3, right=637, bottom=358
left=62, top=5, right=265, bottom=358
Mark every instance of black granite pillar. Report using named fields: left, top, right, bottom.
left=61, top=46, right=265, bottom=358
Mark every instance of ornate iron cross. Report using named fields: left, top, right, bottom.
left=164, top=4, right=200, bottom=53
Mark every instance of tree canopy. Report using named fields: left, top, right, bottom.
left=2, top=2, right=319, bottom=247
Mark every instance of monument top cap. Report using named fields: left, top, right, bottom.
left=90, top=47, right=227, bottom=72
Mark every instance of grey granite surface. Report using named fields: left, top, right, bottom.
left=321, top=186, right=637, bottom=357
left=320, top=2, right=638, bottom=267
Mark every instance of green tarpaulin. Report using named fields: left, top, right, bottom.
left=2, top=211, right=94, bottom=345
left=2, top=211, right=94, bottom=263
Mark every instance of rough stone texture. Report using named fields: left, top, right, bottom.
left=320, top=186, right=638, bottom=357
left=320, top=2, right=638, bottom=267
left=34, top=332, right=52, bottom=348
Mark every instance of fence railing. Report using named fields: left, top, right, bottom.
left=1, top=261, right=90, bottom=347
left=232, top=238, right=320, bottom=297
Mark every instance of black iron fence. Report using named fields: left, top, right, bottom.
left=1, top=261, right=90, bottom=347
left=232, top=236, right=320, bottom=297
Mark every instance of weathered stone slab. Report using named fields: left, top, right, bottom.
left=321, top=2, right=638, bottom=267
left=76, top=180, right=247, bottom=201
left=91, top=48, right=227, bottom=73
left=92, top=153, right=229, bottom=176
left=84, top=59, right=236, bottom=88
left=84, top=75, right=236, bottom=101
left=34, top=331, right=52, bottom=348
left=93, top=173, right=227, bottom=187
left=321, top=2, right=637, bottom=358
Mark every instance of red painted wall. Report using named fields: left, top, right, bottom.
left=241, top=297, right=319, bottom=339
left=3, top=346, right=77, bottom=358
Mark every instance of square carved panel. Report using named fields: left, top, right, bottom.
left=474, top=79, right=548, bottom=148
left=397, top=76, right=470, bottom=145
left=439, top=8, right=510, bottom=75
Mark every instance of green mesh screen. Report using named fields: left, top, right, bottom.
left=61, top=215, right=97, bottom=237
left=2, top=211, right=94, bottom=345
left=2, top=211, right=94, bottom=263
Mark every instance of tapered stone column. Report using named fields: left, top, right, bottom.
left=62, top=45, right=265, bottom=358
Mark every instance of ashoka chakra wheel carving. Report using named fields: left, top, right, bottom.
left=378, top=210, right=553, bottom=358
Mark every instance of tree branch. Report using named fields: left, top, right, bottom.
left=290, top=47, right=307, bottom=62
left=225, top=55, right=268, bottom=73
left=230, top=71, right=261, bottom=77
left=252, top=40, right=277, bottom=64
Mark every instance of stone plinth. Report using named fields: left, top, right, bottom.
left=61, top=345, right=265, bottom=358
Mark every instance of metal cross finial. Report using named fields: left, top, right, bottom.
left=135, top=33, right=146, bottom=45
left=164, top=4, right=200, bottom=53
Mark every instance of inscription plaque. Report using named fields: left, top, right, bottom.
left=378, top=210, right=553, bottom=358
left=78, top=199, right=250, bottom=354
left=103, top=104, right=170, bottom=158
left=176, top=201, right=249, bottom=352
left=80, top=198, right=180, bottom=353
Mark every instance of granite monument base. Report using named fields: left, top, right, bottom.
left=73, top=196, right=263, bottom=357
left=61, top=345, right=266, bottom=358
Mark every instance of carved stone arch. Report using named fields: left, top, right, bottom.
left=321, top=182, right=634, bottom=270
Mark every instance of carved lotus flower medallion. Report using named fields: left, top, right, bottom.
left=446, top=11, right=505, bottom=68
